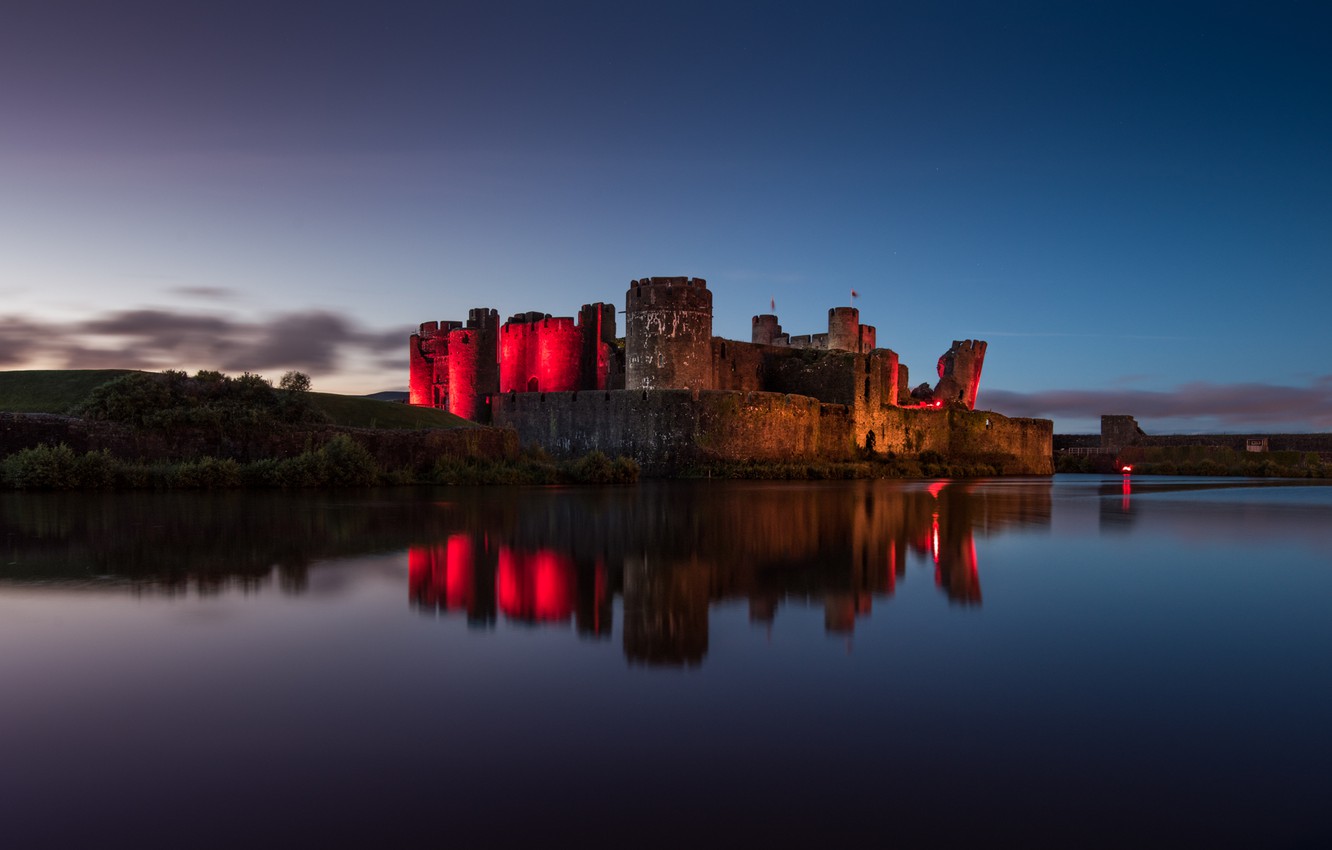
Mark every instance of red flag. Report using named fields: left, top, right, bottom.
left=770, top=297, right=775, bottom=311
left=850, top=289, right=859, bottom=300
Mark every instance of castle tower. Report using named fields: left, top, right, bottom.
left=826, top=307, right=860, bottom=352
left=933, top=339, right=987, bottom=409
left=578, top=302, right=616, bottom=391
left=536, top=317, right=582, bottom=392
left=409, top=321, right=441, bottom=406
left=446, top=308, right=499, bottom=422
left=624, top=276, right=713, bottom=391
left=751, top=314, right=782, bottom=346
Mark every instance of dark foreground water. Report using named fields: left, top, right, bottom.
left=2, top=476, right=1330, bottom=848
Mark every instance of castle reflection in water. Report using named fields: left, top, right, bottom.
left=409, top=481, right=1052, bottom=666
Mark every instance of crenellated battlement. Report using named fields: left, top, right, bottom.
left=632, top=276, right=707, bottom=289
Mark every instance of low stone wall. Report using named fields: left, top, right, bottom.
left=493, top=390, right=1053, bottom=474
left=0, top=413, right=517, bottom=470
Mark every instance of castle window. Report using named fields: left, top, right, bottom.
left=720, top=342, right=728, bottom=359
left=527, top=377, right=539, bottom=392
left=864, top=378, right=870, bottom=402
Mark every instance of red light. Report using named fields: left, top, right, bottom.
left=1122, top=465, right=1132, bottom=473
left=934, top=400, right=943, bottom=408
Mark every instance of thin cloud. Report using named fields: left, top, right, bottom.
left=985, top=378, right=1332, bottom=430
left=169, top=286, right=236, bottom=300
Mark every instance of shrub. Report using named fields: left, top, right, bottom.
left=319, top=435, right=380, bottom=486
left=2, top=444, right=80, bottom=489
left=172, top=457, right=242, bottom=488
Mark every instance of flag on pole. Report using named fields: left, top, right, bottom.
left=770, top=297, right=776, bottom=311
left=850, top=289, right=859, bottom=300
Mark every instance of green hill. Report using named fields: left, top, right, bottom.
left=0, top=370, right=470, bottom=430
left=0, top=370, right=137, bottom=414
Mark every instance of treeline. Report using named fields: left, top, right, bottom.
left=75, top=368, right=326, bottom=430
left=0, top=440, right=638, bottom=490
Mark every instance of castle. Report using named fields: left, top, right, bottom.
left=409, top=277, right=1051, bottom=473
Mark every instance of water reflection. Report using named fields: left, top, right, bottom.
left=406, top=480, right=1052, bottom=665
left=1, top=481, right=1053, bottom=665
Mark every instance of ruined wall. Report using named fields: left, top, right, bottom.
left=493, top=389, right=852, bottom=473
left=409, top=320, right=461, bottom=407
left=711, top=339, right=766, bottom=393
left=763, top=347, right=859, bottom=405
left=1100, top=414, right=1144, bottom=451
left=946, top=410, right=1054, bottom=473
left=408, top=323, right=436, bottom=407
left=933, top=339, right=987, bottom=409
left=625, top=277, right=713, bottom=391
left=578, top=302, right=616, bottom=391
left=493, top=389, right=1052, bottom=475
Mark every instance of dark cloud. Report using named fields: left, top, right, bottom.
left=985, top=378, right=1332, bottom=431
left=0, top=306, right=406, bottom=376
left=0, top=317, right=46, bottom=366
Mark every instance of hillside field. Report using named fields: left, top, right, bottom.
left=0, top=370, right=470, bottom=429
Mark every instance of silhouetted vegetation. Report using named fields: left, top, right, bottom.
left=0, top=368, right=470, bottom=429
left=75, top=369, right=327, bottom=431
left=1, top=439, right=639, bottom=490
left=430, top=448, right=639, bottom=485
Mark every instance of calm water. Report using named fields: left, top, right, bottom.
left=2, top=476, right=1330, bottom=847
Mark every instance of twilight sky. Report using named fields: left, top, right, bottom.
left=2, top=0, right=1329, bottom=433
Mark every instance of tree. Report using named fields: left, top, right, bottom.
left=279, top=371, right=312, bottom=393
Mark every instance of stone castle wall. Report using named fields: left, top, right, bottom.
left=493, top=391, right=1053, bottom=475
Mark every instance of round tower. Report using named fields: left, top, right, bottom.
left=826, top=307, right=860, bottom=352
left=624, top=277, right=713, bottom=390
left=446, top=327, right=485, bottom=421
left=499, top=321, right=532, bottom=393
left=752, top=314, right=782, bottom=346
left=536, top=317, right=582, bottom=392
left=447, top=309, right=499, bottom=422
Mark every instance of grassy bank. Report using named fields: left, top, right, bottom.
left=1057, top=445, right=1330, bottom=477
left=0, top=370, right=137, bottom=413
left=0, top=369, right=469, bottom=429
left=0, top=440, right=638, bottom=490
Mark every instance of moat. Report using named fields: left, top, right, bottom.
left=3, top=477, right=1330, bottom=847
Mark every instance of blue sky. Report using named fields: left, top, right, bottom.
left=2, top=0, right=1329, bottom=432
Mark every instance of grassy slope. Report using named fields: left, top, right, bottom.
left=0, top=370, right=471, bottom=429
left=308, top=391, right=471, bottom=429
left=0, top=370, right=137, bottom=414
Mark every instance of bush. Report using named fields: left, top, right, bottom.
left=172, top=457, right=242, bottom=488
left=319, top=435, right=380, bottom=486
left=2, top=444, right=81, bottom=489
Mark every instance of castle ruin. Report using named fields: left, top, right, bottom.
left=409, top=277, right=1050, bottom=473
